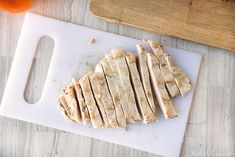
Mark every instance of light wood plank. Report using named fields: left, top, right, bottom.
left=206, top=87, right=235, bottom=156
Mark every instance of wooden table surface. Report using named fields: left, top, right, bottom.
left=0, top=0, right=234, bottom=156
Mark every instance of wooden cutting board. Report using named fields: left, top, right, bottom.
left=90, top=0, right=235, bottom=52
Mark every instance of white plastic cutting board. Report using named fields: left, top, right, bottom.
left=0, top=13, right=202, bottom=157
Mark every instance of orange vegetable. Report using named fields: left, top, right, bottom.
left=0, top=0, right=32, bottom=13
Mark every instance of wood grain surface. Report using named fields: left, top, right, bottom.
left=0, top=0, right=235, bottom=156
left=90, top=0, right=235, bottom=52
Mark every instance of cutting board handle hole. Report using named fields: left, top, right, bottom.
left=24, top=36, right=55, bottom=104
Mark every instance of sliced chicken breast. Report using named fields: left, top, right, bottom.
left=136, top=45, right=156, bottom=114
left=79, top=73, right=104, bottom=128
left=58, top=94, right=76, bottom=123
left=72, top=78, right=90, bottom=125
left=126, top=53, right=156, bottom=123
left=147, top=40, right=180, bottom=98
left=89, top=63, right=119, bottom=128
left=110, top=48, right=142, bottom=121
left=89, top=72, right=110, bottom=128
left=160, top=63, right=180, bottom=98
left=63, top=83, right=82, bottom=122
left=147, top=53, right=177, bottom=119
left=105, top=53, right=134, bottom=123
left=100, top=58, right=127, bottom=128
left=164, top=53, right=192, bottom=96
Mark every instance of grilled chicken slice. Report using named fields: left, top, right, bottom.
left=126, top=53, right=156, bottom=123
left=100, top=58, right=127, bottom=128
left=72, top=78, right=90, bottom=125
left=63, top=83, right=82, bottom=122
left=58, top=94, right=76, bottom=123
left=147, top=40, right=192, bottom=96
left=105, top=53, right=134, bottom=123
left=79, top=73, right=104, bottom=128
left=147, top=40, right=180, bottom=98
left=164, top=53, right=192, bottom=96
left=110, top=48, right=142, bottom=121
left=147, top=53, right=177, bottom=119
left=136, top=45, right=156, bottom=114
left=90, top=72, right=110, bottom=128
left=160, top=63, right=179, bottom=97
left=89, top=63, right=119, bottom=128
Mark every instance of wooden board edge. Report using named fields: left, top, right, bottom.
left=90, top=0, right=235, bottom=53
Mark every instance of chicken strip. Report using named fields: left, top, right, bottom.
left=136, top=45, right=156, bottom=114
left=147, top=53, right=177, bottom=119
left=110, top=48, right=142, bottom=121
left=164, top=53, right=192, bottom=96
left=100, top=58, right=127, bottom=128
left=63, top=83, right=82, bottom=122
left=79, top=73, right=104, bottom=128
left=72, top=78, right=90, bottom=125
left=126, top=53, right=156, bottom=123
left=58, top=94, right=76, bottom=123
left=105, top=53, right=134, bottom=123
left=147, top=40, right=180, bottom=98
left=89, top=73, right=110, bottom=128
left=89, top=63, right=119, bottom=128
